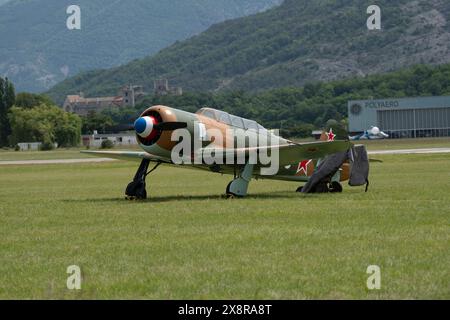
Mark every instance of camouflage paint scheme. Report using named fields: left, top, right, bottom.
left=83, top=105, right=353, bottom=183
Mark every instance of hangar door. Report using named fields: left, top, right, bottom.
left=377, top=108, right=450, bottom=138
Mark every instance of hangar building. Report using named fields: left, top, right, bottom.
left=348, top=96, right=450, bottom=138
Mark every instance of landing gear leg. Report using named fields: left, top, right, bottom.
left=226, top=163, right=254, bottom=198
left=125, top=159, right=152, bottom=200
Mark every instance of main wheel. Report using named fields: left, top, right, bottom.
left=226, top=181, right=244, bottom=199
left=125, top=181, right=147, bottom=200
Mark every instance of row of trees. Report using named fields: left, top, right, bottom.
left=0, top=77, right=82, bottom=149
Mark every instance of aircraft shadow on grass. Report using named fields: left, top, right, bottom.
left=61, top=190, right=328, bottom=204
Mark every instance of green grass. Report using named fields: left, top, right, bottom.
left=0, top=152, right=449, bottom=299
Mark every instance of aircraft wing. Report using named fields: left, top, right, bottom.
left=83, top=140, right=351, bottom=165
left=81, top=150, right=170, bottom=163
left=217, top=140, right=352, bottom=166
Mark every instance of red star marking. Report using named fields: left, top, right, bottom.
left=296, top=159, right=312, bottom=175
left=326, top=128, right=336, bottom=141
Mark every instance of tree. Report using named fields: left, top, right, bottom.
left=15, top=92, right=54, bottom=109
left=8, top=104, right=81, bottom=147
left=81, top=111, right=115, bottom=134
left=0, top=77, right=15, bottom=147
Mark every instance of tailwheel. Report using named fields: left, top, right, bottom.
left=329, top=181, right=343, bottom=193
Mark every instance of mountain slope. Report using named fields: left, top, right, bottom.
left=47, top=0, right=450, bottom=104
left=0, top=0, right=281, bottom=92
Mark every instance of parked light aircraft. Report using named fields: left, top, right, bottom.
left=83, top=106, right=370, bottom=199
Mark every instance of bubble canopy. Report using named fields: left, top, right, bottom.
left=196, top=107, right=266, bottom=132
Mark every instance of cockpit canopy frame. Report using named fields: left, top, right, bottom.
left=197, top=108, right=266, bottom=132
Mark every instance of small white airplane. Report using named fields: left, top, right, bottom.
left=350, top=126, right=389, bottom=140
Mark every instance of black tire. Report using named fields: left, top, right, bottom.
left=226, top=181, right=232, bottom=194
left=125, top=181, right=147, bottom=199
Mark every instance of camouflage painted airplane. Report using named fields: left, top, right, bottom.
left=83, top=105, right=370, bottom=199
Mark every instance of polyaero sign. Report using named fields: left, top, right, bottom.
left=365, top=100, right=400, bottom=109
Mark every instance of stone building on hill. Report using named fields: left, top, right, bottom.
left=63, top=84, right=145, bottom=116
left=153, top=79, right=182, bottom=96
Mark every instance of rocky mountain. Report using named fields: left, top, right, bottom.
left=0, top=0, right=282, bottom=92
left=47, top=0, right=450, bottom=104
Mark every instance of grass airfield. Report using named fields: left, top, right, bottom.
left=0, top=140, right=449, bottom=299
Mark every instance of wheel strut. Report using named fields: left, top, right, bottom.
left=125, top=159, right=156, bottom=200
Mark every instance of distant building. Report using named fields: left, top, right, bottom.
left=121, top=84, right=145, bottom=107
left=348, top=96, right=450, bottom=138
left=17, top=142, right=42, bottom=151
left=154, top=79, right=182, bottom=96
left=63, top=84, right=146, bottom=116
left=17, top=142, right=58, bottom=151
left=81, top=133, right=138, bottom=148
left=312, top=130, right=323, bottom=140
left=63, top=93, right=123, bottom=116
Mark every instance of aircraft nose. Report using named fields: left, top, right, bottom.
left=134, top=116, right=155, bottom=138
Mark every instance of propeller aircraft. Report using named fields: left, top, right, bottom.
left=83, top=105, right=370, bottom=199
left=350, top=126, right=389, bottom=140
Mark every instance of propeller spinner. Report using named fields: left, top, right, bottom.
left=134, top=116, right=188, bottom=140
left=135, top=116, right=159, bottom=140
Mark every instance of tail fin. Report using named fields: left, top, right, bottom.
left=320, top=120, right=349, bottom=141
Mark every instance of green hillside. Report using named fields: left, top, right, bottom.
left=0, top=0, right=281, bottom=92
left=47, top=0, right=450, bottom=103
left=85, top=63, right=450, bottom=138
